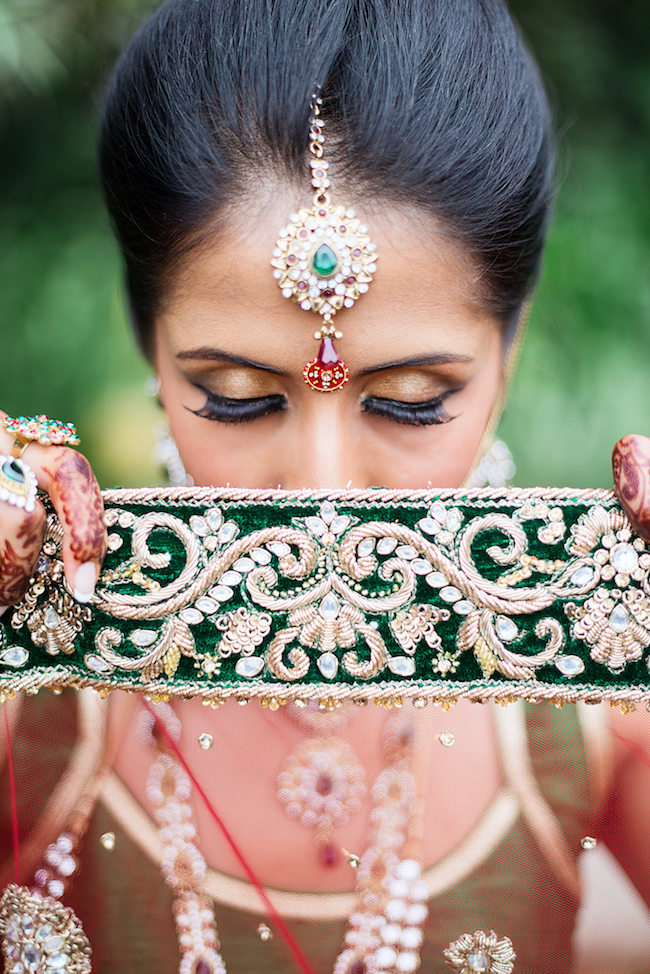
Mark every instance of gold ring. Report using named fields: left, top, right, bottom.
left=2, top=414, right=80, bottom=460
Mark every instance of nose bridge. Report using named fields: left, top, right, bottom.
left=282, top=399, right=359, bottom=490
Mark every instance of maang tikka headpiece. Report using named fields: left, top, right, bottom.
left=271, top=93, right=378, bottom=392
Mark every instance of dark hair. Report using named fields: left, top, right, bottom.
left=99, top=0, right=554, bottom=351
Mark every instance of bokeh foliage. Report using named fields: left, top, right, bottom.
left=0, top=0, right=648, bottom=487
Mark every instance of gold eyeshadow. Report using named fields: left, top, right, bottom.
left=362, top=368, right=464, bottom=403
left=184, top=366, right=283, bottom=400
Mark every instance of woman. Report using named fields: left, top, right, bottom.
left=2, top=1, right=650, bottom=971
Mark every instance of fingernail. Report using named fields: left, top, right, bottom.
left=0, top=606, right=8, bottom=618
left=73, top=563, right=97, bottom=603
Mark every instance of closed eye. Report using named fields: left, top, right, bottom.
left=361, top=392, right=458, bottom=426
left=186, top=386, right=287, bottom=424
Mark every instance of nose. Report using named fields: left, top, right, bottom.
left=280, top=398, right=364, bottom=490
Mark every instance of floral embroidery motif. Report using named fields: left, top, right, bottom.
left=3, top=491, right=650, bottom=700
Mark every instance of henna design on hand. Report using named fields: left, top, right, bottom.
left=0, top=510, right=45, bottom=605
left=44, top=450, right=107, bottom=565
left=612, top=434, right=650, bottom=541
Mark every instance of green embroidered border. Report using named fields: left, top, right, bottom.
left=1, top=486, right=649, bottom=706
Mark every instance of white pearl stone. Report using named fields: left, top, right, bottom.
left=375, top=946, right=398, bottom=968
left=388, top=879, right=409, bottom=899
left=396, top=951, right=419, bottom=972
left=195, top=597, right=219, bottom=615
left=396, top=859, right=421, bottom=881
left=219, top=522, right=238, bottom=543
left=400, top=927, right=424, bottom=949
left=429, top=502, right=447, bottom=522
left=467, top=953, right=489, bottom=972
left=385, top=899, right=407, bottom=922
left=410, top=881, right=429, bottom=901
left=381, top=923, right=402, bottom=945
left=404, top=903, right=427, bottom=925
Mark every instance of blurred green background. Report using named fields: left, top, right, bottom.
left=0, top=0, right=648, bottom=488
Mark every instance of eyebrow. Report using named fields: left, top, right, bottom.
left=176, top=347, right=287, bottom=375
left=359, top=352, right=473, bottom=376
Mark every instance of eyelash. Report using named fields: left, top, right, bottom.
left=187, top=390, right=287, bottom=424
left=361, top=394, right=456, bottom=427
left=188, top=388, right=457, bottom=427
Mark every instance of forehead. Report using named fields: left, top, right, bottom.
left=157, top=193, right=499, bottom=361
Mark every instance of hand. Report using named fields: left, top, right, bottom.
left=612, top=434, right=650, bottom=541
left=0, top=411, right=106, bottom=615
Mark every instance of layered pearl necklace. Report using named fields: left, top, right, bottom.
left=144, top=703, right=429, bottom=974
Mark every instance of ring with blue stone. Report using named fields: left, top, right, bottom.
left=0, top=455, right=38, bottom=513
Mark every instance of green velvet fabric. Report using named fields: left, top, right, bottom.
left=1, top=487, right=647, bottom=703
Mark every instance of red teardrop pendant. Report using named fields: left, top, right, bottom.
left=303, top=337, right=350, bottom=392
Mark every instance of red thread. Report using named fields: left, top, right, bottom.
left=612, top=728, right=650, bottom=770
left=144, top=701, right=317, bottom=974
left=4, top=705, right=20, bottom=883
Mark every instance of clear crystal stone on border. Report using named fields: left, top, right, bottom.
left=556, top=655, right=585, bottom=677
left=388, top=657, right=415, bottom=677
left=317, top=653, right=339, bottom=679
left=0, top=647, right=28, bottom=667
left=235, top=657, right=264, bottom=678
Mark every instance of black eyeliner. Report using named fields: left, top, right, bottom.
left=185, top=385, right=287, bottom=424
left=361, top=392, right=458, bottom=427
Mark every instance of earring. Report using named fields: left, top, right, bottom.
left=271, top=92, right=378, bottom=392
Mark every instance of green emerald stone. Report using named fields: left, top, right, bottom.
left=311, top=242, right=339, bottom=278
left=2, top=459, right=25, bottom=484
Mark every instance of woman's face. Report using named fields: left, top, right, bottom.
left=154, top=195, right=505, bottom=490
